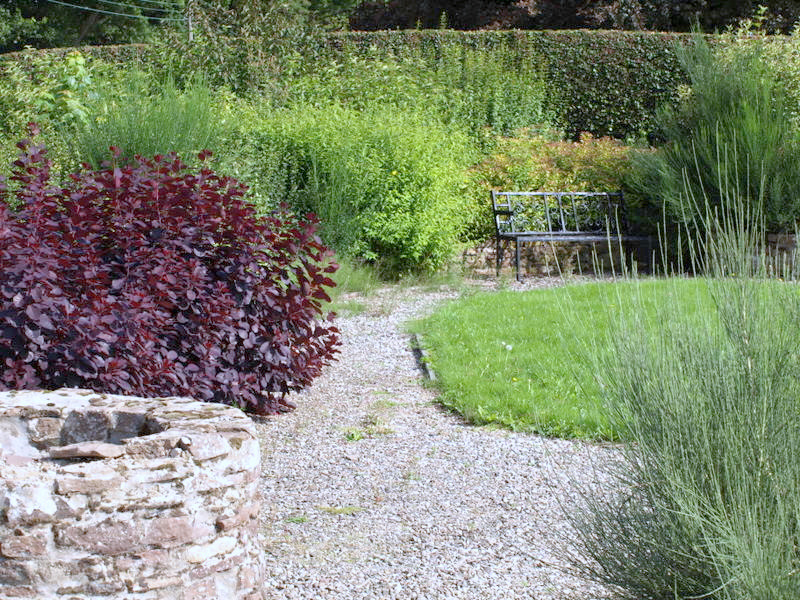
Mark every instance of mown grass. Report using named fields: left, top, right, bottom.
left=413, top=277, right=713, bottom=440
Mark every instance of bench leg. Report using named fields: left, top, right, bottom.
left=515, top=239, right=521, bottom=282
left=496, top=237, right=503, bottom=277
left=648, top=237, right=656, bottom=273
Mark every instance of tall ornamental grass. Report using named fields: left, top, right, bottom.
left=66, top=72, right=224, bottom=168
left=566, top=176, right=800, bottom=598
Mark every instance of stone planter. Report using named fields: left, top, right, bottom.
left=0, top=389, right=264, bottom=600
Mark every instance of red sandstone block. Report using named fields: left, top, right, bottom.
left=53, top=496, right=87, bottom=520
left=186, top=469, right=255, bottom=493
left=85, top=580, right=128, bottom=594
left=187, top=555, right=239, bottom=580
left=58, top=580, right=128, bottom=595
left=215, top=501, right=261, bottom=532
left=131, top=548, right=172, bottom=567
left=0, top=560, right=32, bottom=586
left=130, top=575, right=182, bottom=593
left=56, top=520, right=144, bottom=555
left=185, top=433, right=230, bottom=462
left=49, top=441, right=124, bottom=459
left=0, top=530, right=48, bottom=558
left=122, top=432, right=187, bottom=459
left=56, top=475, right=124, bottom=495
left=181, top=578, right=216, bottom=600
left=0, top=586, right=38, bottom=598
left=143, top=516, right=215, bottom=548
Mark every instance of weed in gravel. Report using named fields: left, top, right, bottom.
left=343, top=427, right=365, bottom=442
left=317, top=505, right=364, bottom=516
left=369, top=397, right=399, bottom=411
left=285, top=514, right=309, bottom=524
left=361, top=414, right=394, bottom=435
left=332, top=299, right=368, bottom=316
left=343, top=414, right=394, bottom=441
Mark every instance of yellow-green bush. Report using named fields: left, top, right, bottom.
left=236, top=103, right=477, bottom=277
left=464, top=132, right=642, bottom=243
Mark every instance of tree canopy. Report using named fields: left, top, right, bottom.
left=0, top=0, right=182, bottom=52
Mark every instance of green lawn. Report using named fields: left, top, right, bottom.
left=412, top=278, right=712, bottom=440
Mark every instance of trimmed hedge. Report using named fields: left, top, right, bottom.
left=2, top=30, right=693, bottom=139
left=325, top=30, right=693, bottom=139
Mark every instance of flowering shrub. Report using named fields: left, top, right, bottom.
left=464, top=132, right=638, bottom=242
left=0, top=127, right=339, bottom=415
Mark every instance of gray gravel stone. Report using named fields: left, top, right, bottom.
left=256, top=278, right=620, bottom=600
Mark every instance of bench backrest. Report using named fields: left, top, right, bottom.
left=491, top=191, right=626, bottom=236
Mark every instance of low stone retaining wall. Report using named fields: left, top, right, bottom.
left=0, top=389, right=264, bottom=600
left=462, top=238, right=628, bottom=277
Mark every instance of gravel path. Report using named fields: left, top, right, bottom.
left=256, top=279, right=619, bottom=600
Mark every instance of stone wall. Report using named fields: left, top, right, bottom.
left=462, top=238, right=633, bottom=278
left=0, top=389, right=264, bottom=600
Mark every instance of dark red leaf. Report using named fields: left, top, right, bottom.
left=0, top=135, right=340, bottom=414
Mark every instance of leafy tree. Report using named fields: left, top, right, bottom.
left=0, top=0, right=184, bottom=52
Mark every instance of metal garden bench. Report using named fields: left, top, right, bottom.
left=491, top=190, right=652, bottom=281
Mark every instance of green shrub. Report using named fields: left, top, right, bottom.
left=3, top=29, right=691, bottom=140
left=241, top=103, right=476, bottom=277
left=148, top=0, right=315, bottom=95
left=0, top=50, right=96, bottom=134
left=628, top=33, right=800, bottom=232
left=0, top=49, right=116, bottom=184
left=286, top=40, right=550, bottom=146
left=724, top=14, right=800, bottom=131
left=465, top=132, right=641, bottom=243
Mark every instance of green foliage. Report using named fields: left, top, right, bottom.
left=240, top=103, right=476, bottom=277
left=472, top=132, right=633, bottom=192
left=0, top=0, right=170, bottom=52
left=728, top=13, right=800, bottom=128
left=465, top=132, right=639, bottom=243
left=326, top=256, right=382, bottom=306
left=289, top=40, right=550, bottom=144
left=0, top=49, right=119, bottom=182
left=0, top=50, right=99, bottom=135
left=67, top=72, right=225, bottom=169
left=628, top=33, right=800, bottom=231
left=567, top=191, right=800, bottom=599
left=326, top=30, right=690, bottom=140
left=150, top=0, right=315, bottom=94
left=5, top=29, right=690, bottom=140
left=0, top=6, right=44, bottom=53
left=307, top=0, right=362, bottom=29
